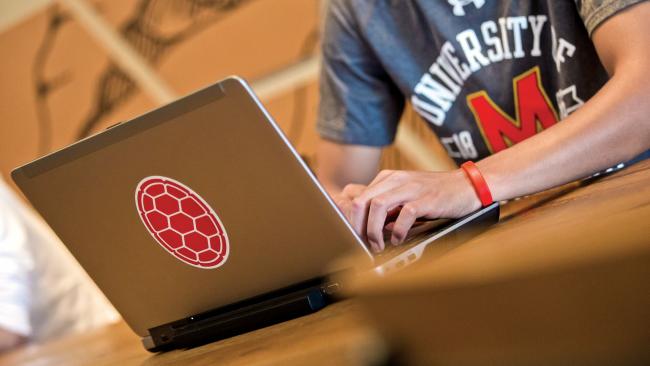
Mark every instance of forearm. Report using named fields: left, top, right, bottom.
left=477, top=1, right=650, bottom=201
left=315, top=139, right=382, bottom=196
left=477, top=69, right=650, bottom=201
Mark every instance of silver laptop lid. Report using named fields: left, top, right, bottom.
left=12, top=77, right=371, bottom=336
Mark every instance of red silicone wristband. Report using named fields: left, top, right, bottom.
left=460, top=161, right=494, bottom=207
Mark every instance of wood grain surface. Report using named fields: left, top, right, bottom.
left=0, top=301, right=385, bottom=366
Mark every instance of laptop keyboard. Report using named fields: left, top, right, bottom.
left=373, top=218, right=451, bottom=264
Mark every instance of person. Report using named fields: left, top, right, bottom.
left=314, top=0, right=650, bottom=253
left=0, top=177, right=119, bottom=353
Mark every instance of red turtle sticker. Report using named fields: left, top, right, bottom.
left=135, top=176, right=229, bottom=269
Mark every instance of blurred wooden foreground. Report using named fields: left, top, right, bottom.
left=1, top=162, right=648, bottom=366
left=354, top=159, right=650, bottom=366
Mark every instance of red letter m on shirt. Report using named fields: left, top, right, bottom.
left=467, top=66, right=559, bottom=153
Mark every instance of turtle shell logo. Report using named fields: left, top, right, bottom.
left=135, top=176, right=229, bottom=269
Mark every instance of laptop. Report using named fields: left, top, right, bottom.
left=11, top=77, right=499, bottom=351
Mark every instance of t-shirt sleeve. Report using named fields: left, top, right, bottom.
left=317, top=0, right=405, bottom=146
left=575, top=0, right=649, bottom=36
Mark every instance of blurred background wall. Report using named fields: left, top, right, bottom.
left=0, top=0, right=455, bottom=189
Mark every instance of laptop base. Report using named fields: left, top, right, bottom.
left=142, top=277, right=335, bottom=352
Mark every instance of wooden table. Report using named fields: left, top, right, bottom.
left=2, top=160, right=649, bottom=366
left=0, top=301, right=385, bottom=366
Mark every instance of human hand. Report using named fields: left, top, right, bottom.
left=335, top=169, right=481, bottom=252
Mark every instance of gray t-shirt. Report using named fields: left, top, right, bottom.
left=317, top=0, right=646, bottom=165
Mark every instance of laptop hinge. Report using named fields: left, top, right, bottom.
left=144, top=277, right=337, bottom=352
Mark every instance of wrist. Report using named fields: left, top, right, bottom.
left=460, top=161, right=494, bottom=207
left=452, top=169, right=483, bottom=213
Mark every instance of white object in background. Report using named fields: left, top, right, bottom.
left=0, top=178, right=119, bottom=342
